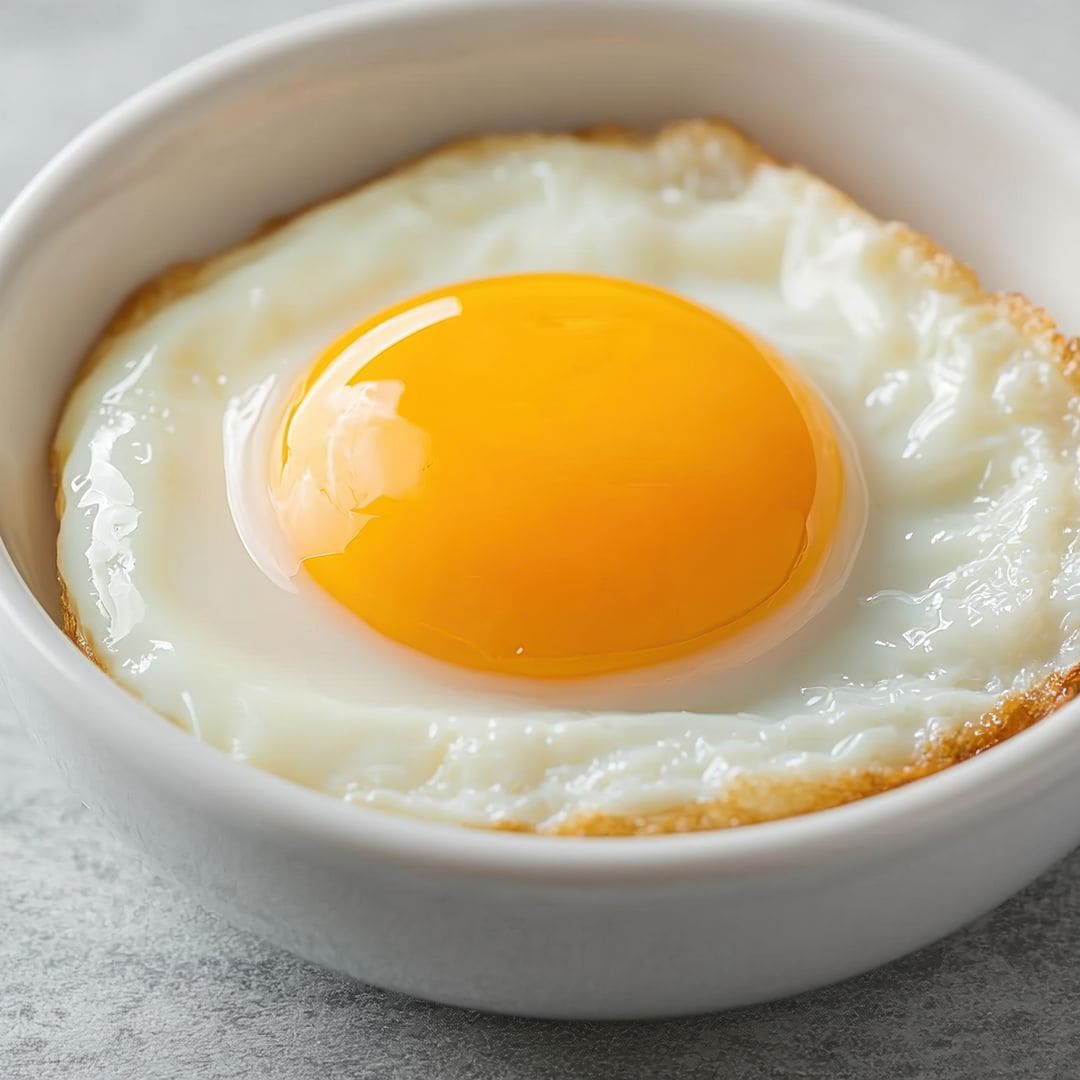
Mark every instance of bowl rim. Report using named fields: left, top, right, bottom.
left=4, top=0, right=1080, bottom=885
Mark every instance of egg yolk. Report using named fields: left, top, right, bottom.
left=270, top=273, right=844, bottom=677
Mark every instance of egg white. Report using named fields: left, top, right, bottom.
left=54, top=123, right=1080, bottom=831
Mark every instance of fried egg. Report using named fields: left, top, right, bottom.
left=53, top=122, right=1080, bottom=833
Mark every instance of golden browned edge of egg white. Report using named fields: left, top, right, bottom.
left=51, top=120, right=1080, bottom=837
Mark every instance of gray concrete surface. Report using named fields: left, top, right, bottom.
left=4, top=1, right=1080, bottom=1076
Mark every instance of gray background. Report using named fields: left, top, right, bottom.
left=4, top=1, right=1080, bottom=1077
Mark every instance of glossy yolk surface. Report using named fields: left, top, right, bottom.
left=270, top=273, right=843, bottom=677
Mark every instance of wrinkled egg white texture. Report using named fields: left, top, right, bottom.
left=54, top=125, right=1080, bottom=830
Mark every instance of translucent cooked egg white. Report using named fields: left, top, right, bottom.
left=54, top=123, right=1080, bottom=831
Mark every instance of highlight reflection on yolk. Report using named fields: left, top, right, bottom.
left=271, top=273, right=844, bottom=677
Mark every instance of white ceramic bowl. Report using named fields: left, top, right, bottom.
left=4, top=0, right=1080, bottom=1020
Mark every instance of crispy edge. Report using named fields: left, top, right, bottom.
left=554, top=663, right=1080, bottom=836
left=52, top=119, right=1080, bottom=835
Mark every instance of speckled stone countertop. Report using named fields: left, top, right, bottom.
left=5, top=1, right=1080, bottom=1077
